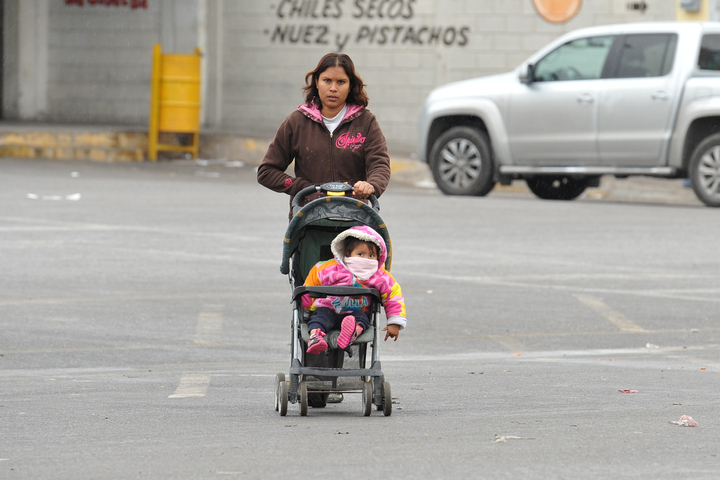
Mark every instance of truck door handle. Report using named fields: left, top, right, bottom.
left=577, top=93, right=595, bottom=104
left=652, top=91, right=670, bottom=101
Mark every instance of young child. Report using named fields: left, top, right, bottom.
left=302, top=225, right=407, bottom=354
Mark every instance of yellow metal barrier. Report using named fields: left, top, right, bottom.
left=148, top=44, right=202, bottom=161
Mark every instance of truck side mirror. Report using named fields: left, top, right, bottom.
left=520, top=64, right=535, bottom=84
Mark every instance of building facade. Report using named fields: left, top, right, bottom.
left=2, top=0, right=715, bottom=152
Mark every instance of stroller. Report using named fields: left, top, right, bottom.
left=274, top=182, right=393, bottom=417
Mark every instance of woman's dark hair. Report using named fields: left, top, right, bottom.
left=342, top=237, right=378, bottom=258
left=303, top=53, right=369, bottom=108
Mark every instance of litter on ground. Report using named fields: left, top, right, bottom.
left=494, top=434, right=536, bottom=443
left=670, top=415, right=698, bottom=427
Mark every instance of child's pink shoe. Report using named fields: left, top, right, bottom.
left=337, top=316, right=363, bottom=350
left=307, top=329, right=328, bottom=354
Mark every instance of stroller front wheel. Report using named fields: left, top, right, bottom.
left=361, top=382, right=373, bottom=416
left=274, top=373, right=285, bottom=411
left=382, top=381, right=392, bottom=417
left=276, top=375, right=288, bottom=416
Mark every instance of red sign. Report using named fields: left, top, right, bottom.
left=65, top=0, right=148, bottom=8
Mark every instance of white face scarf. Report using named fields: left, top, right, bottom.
left=343, top=257, right=378, bottom=280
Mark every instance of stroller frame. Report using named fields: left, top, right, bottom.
left=274, top=183, right=392, bottom=417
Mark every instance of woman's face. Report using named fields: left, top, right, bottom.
left=316, top=66, right=350, bottom=117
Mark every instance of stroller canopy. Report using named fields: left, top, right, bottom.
left=280, top=196, right=392, bottom=279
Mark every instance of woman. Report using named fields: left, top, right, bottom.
left=257, top=53, right=391, bottom=214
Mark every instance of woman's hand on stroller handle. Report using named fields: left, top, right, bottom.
left=383, top=324, right=400, bottom=341
left=352, top=181, right=375, bottom=199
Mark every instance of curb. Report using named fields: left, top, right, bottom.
left=0, top=126, right=271, bottom=164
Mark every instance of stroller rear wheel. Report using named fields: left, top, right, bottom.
left=299, top=381, right=308, bottom=416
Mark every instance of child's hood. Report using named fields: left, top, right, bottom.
left=330, top=226, right=387, bottom=267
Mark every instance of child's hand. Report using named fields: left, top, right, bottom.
left=382, top=324, right=400, bottom=341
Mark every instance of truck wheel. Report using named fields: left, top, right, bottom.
left=429, top=127, right=495, bottom=196
left=689, top=133, right=720, bottom=207
left=526, top=176, right=587, bottom=201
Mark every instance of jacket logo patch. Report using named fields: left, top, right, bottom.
left=284, top=178, right=293, bottom=187
left=330, top=296, right=369, bottom=313
left=336, top=132, right=366, bottom=151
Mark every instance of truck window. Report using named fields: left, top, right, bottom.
left=534, top=36, right=614, bottom=82
left=699, top=34, right=720, bottom=70
left=614, top=34, right=677, bottom=78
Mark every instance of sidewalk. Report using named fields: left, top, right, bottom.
left=389, top=156, right=703, bottom=206
left=0, top=121, right=703, bottom=206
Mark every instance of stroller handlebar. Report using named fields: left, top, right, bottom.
left=291, top=185, right=321, bottom=210
left=291, top=183, right=379, bottom=214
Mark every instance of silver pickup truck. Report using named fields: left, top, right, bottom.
left=417, top=22, right=720, bottom=207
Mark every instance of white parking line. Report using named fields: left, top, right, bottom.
left=489, top=335, right=526, bottom=352
left=168, top=373, right=211, bottom=398
left=169, top=305, right=225, bottom=399
left=402, top=271, right=720, bottom=303
left=574, top=295, right=647, bottom=333
left=386, top=345, right=707, bottom=362
left=194, top=305, right=225, bottom=346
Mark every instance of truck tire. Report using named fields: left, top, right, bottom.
left=526, top=176, right=587, bottom=201
left=689, top=133, right=720, bottom=207
left=429, top=127, right=495, bottom=196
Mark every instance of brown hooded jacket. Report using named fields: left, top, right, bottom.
left=257, top=102, right=391, bottom=209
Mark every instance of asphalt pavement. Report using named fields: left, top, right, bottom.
left=1, top=157, right=719, bottom=479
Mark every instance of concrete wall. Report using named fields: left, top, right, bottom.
left=3, top=0, right=49, bottom=120
left=2, top=0, right=198, bottom=124
left=4, top=0, right=678, bottom=152
left=46, top=0, right=198, bottom=124
left=2, top=0, right=20, bottom=118
left=213, top=0, right=676, bottom=152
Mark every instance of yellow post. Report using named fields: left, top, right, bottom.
left=148, top=44, right=202, bottom=161
left=148, top=44, right=162, bottom=161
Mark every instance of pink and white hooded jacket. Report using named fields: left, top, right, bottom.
left=302, top=225, right=407, bottom=329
